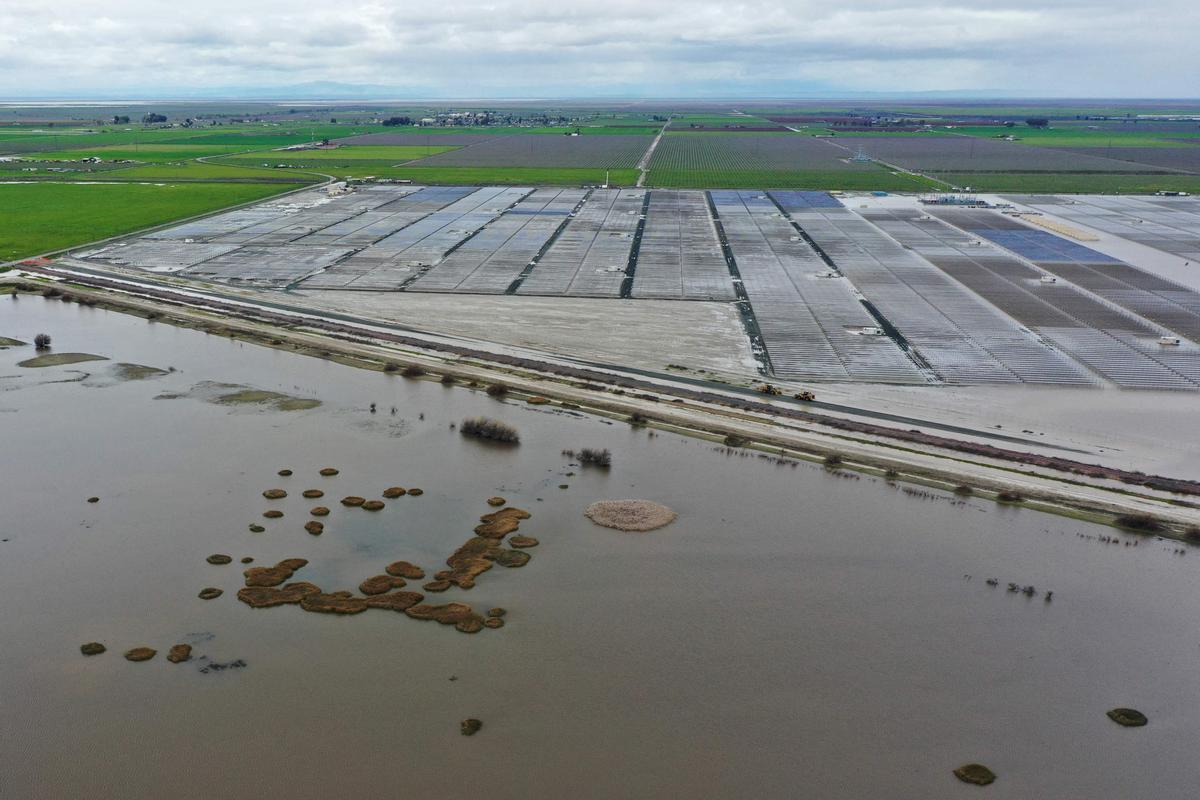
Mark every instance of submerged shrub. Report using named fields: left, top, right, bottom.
left=440, top=374, right=456, bottom=385
left=628, top=412, right=648, bottom=426
left=578, top=448, right=612, bottom=467
left=485, top=383, right=508, bottom=397
left=33, top=333, right=52, bottom=350
left=723, top=434, right=748, bottom=448
left=401, top=365, right=426, bottom=378
left=1114, top=514, right=1166, bottom=534
left=460, top=417, right=519, bottom=444
left=823, top=453, right=843, bottom=468
left=997, top=491, right=1025, bottom=503
left=953, top=484, right=973, bottom=496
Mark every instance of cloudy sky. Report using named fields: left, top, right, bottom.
left=1, top=0, right=1196, bottom=98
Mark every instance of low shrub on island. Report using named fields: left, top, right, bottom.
left=460, top=417, right=520, bottom=444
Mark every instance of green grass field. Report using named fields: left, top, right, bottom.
left=0, top=182, right=297, bottom=262
left=23, top=144, right=258, bottom=162
left=937, top=172, right=1200, bottom=193
left=99, top=162, right=317, bottom=181
left=949, top=125, right=1200, bottom=148
left=383, top=166, right=641, bottom=186
left=646, top=167, right=938, bottom=190
left=223, top=145, right=459, bottom=161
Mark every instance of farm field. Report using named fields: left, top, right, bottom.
left=645, top=133, right=937, bottom=189
left=937, top=172, right=1200, bottom=193
left=382, top=166, right=640, bottom=186
left=404, top=134, right=651, bottom=169
left=849, top=136, right=1165, bottom=173
left=1056, top=146, right=1200, bottom=173
left=949, top=125, right=1200, bottom=148
left=0, top=182, right=297, bottom=262
left=93, top=162, right=317, bottom=181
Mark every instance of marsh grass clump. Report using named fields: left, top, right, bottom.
left=1114, top=514, right=1166, bottom=534
left=723, top=434, right=748, bottom=448
left=440, top=374, right=456, bottom=385
left=953, top=484, right=974, bottom=496
left=953, top=764, right=996, bottom=786
left=461, top=417, right=520, bottom=444
left=33, top=333, right=52, bottom=350
left=823, top=453, right=844, bottom=468
left=485, top=383, right=509, bottom=397
left=401, top=365, right=426, bottom=378
left=578, top=447, right=612, bottom=467
left=997, top=491, right=1025, bottom=504
left=629, top=412, right=648, bottom=427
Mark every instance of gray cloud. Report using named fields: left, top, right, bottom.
left=0, top=1, right=1196, bottom=96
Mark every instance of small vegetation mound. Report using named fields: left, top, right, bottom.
left=953, top=764, right=996, bottom=786
left=440, top=374, right=457, bottom=385
left=953, top=485, right=974, bottom=496
left=198, top=587, right=223, bottom=600
left=577, top=447, right=612, bottom=467
left=167, top=644, right=193, bottom=664
left=364, top=591, right=425, bottom=612
left=823, top=453, right=843, bottom=468
left=509, top=535, right=539, bottom=548
left=1185, top=526, right=1200, bottom=544
left=206, top=554, right=233, bottom=565
left=360, top=575, right=407, bottom=595
left=18, top=352, right=108, bottom=368
left=997, top=491, right=1025, bottom=503
left=487, top=496, right=506, bottom=507
left=1114, top=514, right=1166, bottom=534
left=341, top=496, right=366, bottom=507
left=362, top=500, right=385, bottom=511
left=319, top=467, right=340, bottom=476
left=80, top=642, right=106, bottom=656
left=278, top=469, right=293, bottom=477
left=1107, top=708, right=1148, bottom=727
left=263, top=489, right=287, bottom=499
left=304, top=521, right=324, bottom=535
left=263, top=509, right=284, bottom=519
left=302, top=489, right=324, bottom=499
left=485, top=383, right=508, bottom=397
left=124, top=647, right=156, bottom=662
left=723, top=434, right=748, bottom=448
left=461, top=718, right=482, bottom=736
left=385, top=561, right=426, bottom=580
left=34, top=333, right=52, bottom=349
left=407, top=488, right=424, bottom=496
left=401, top=365, right=426, bottom=377
left=382, top=486, right=407, bottom=498
left=237, top=581, right=321, bottom=608
left=461, top=416, right=520, bottom=444
left=300, top=593, right=368, bottom=615
left=585, top=499, right=677, bottom=532
left=310, top=506, right=330, bottom=516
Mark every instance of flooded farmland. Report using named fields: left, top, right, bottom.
left=2, top=296, right=1198, bottom=799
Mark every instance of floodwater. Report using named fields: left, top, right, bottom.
left=1, top=296, right=1198, bottom=799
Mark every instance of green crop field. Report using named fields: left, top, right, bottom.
left=0, top=182, right=297, bottom=262
left=224, top=145, right=459, bottom=161
left=382, top=166, right=641, bottom=186
left=22, top=144, right=261, bottom=162
left=936, top=172, right=1200, bottom=193
left=98, top=162, right=318, bottom=181
left=647, top=166, right=936, bottom=190
left=949, top=125, right=1200, bottom=148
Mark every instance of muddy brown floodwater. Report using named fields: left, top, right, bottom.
left=1, top=296, right=1198, bottom=799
